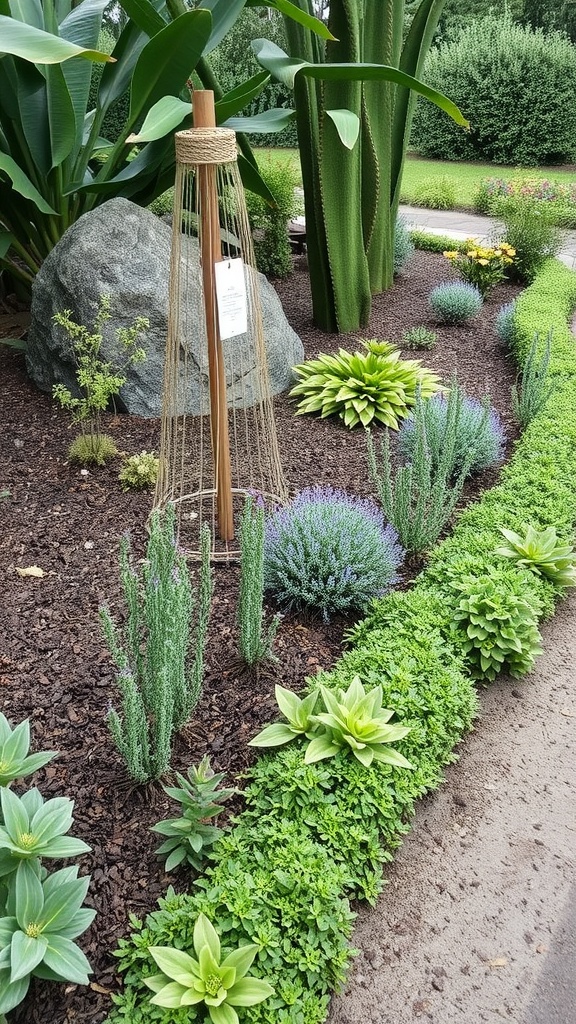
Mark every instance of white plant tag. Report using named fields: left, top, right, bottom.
left=214, top=258, right=248, bottom=339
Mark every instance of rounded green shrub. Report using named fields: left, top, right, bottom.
left=428, top=282, right=483, bottom=324
left=413, top=176, right=457, bottom=210
left=411, top=16, right=576, bottom=166
left=449, top=568, right=543, bottom=681
left=401, top=326, right=438, bottom=350
left=245, top=158, right=298, bottom=277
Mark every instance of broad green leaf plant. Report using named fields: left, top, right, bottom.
left=0, top=718, right=94, bottom=1018
left=145, top=912, right=274, bottom=1021
left=249, top=678, right=413, bottom=768
left=290, top=339, right=441, bottom=428
left=253, top=0, right=468, bottom=331
left=0, top=0, right=328, bottom=297
left=495, top=525, right=576, bottom=588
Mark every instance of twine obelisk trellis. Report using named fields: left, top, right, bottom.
left=153, top=90, right=287, bottom=559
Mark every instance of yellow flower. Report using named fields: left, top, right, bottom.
left=493, top=249, right=502, bottom=257
left=443, top=250, right=459, bottom=260
left=477, top=258, right=489, bottom=266
left=466, top=250, right=477, bottom=258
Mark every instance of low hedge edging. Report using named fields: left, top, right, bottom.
left=107, top=259, right=576, bottom=1024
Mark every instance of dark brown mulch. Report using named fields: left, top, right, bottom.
left=0, top=252, right=521, bottom=1024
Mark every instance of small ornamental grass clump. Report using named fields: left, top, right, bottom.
left=512, top=331, right=553, bottom=428
left=263, top=487, right=403, bottom=620
left=393, top=216, right=415, bottom=275
left=398, top=388, right=506, bottom=478
left=290, top=339, right=441, bottom=429
left=495, top=300, right=517, bottom=345
left=429, top=281, right=483, bottom=324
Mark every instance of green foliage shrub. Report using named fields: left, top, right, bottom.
left=409, top=231, right=467, bottom=255
left=494, top=196, right=566, bottom=283
left=495, top=525, right=576, bottom=588
left=393, top=217, right=415, bottom=275
left=69, top=433, right=118, bottom=466
left=245, top=158, right=298, bottom=278
left=413, top=176, right=457, bottom=210
left=263, top=486, right=403, bottom=619
left=119, top=451, right=159, bottom=491
left=449, top=567, right=543, bottom=681
left=429, top=282, right=483, bottom=324
left=411, top=16, right=576, bottom=165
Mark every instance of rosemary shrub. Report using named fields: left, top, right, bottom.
left=367, top=390, right=475, bottom=553
left=238, top=495, right=280, bottom=666
left=100, top=506, right=213, bottom=782
left=511, top=330, right=553, bottom=428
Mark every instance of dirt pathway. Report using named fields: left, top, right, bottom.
left=329, top=593, right=576, bottom=1024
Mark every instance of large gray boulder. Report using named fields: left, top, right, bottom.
left=27, top=198, right=304, bottom=417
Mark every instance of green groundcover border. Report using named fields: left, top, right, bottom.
left=106, top=259, right=576, bottom=1024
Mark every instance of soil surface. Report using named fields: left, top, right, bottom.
left=0, top=252, right=521, bottom=1023
left=329, top=593, right=576, bottom=1024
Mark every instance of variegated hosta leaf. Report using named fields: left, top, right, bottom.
left=290, top=341, right=441, bottom=429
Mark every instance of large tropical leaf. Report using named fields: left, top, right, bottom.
left=0, top=153, right=57, bottom=213
left=214, top=71, right=270, bottom=123
left=200, top=0, right=251, bottom=56
left=126, top=95, right=190, bottom=144
left=223, top=108, right=296, bottom=133
left=247, top=0, right=335, bottom=41
left=0, top=14, right=112, bottom=62
left=127, top=10, right=212, bottom=129
left=115, top=0, right=166, bottom=38
left=59, top=0, right=111, bottom=156
left=252, top=40, right=469, bottom=128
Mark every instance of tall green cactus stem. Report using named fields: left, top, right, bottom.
left=280, top=0, right=451, bottom=331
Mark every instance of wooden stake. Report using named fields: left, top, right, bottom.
left=193, top=90, right=234, bottom=542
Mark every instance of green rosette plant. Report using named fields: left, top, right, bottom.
left=0, top=861, right=95, bottom=1015
left=450, top=572, right=543, bottom=681
left=145, top=912, right=274, bottom=1021
left=0, top=788, right=90, bottom=871
left=495, top=525, right=576, bottom=588
left=249, top=678, right=413, bottom=769
left=290, top=340, right=441, bottom=429
left=151, top=757, right=236, bottom=873
left=0, top=716, right=55, bottom=787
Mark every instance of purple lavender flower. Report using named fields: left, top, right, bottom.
left=263, top=486, right=404, bottom=620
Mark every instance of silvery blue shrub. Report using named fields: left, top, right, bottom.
left=495, top=300, right=517, bottom=345
left=398, top=390, right=506, bottom=477
left=429, top=281, right=483, bottom=323
left=263, top=486, right=403, bottom=619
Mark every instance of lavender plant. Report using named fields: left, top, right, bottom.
left=100, top=506, right=213, bottom=782
left=263, top=487, right=403, bottom=620
left=398, top=387, right=506, bottom=479
left=495, top=300, right=517, bottom=345
left=429, top=281, right=483, bottom=324
left=238, top=495, right=280, bottom=667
